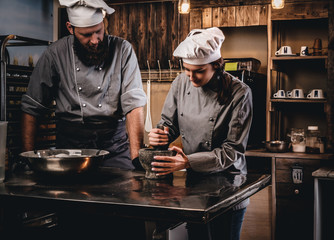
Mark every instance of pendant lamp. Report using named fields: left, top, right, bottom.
left=272, top=0, right=284, bottom=9
left=178, top=0, right=190, bottom=14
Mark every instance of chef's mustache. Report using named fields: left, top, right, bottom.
left=73, top=34, right=109, bottom=67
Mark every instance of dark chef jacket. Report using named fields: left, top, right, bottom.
left=160, top=72, right=253, bottom=175
left=159, top=72, right=253, bottom=209
left=21, top=35, right=146, bottom=122
left=20, top=35, right=146, bottom=169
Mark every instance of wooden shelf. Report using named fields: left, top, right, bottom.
left=246, top=149, right=334, bottom=160
left=271, top=55, right=328, bottom=61
left=270, top=98, right=327, bottom=103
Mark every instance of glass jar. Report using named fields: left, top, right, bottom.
left=290, top=128, right=306, bottom=153
left=306, top=126, right=321, bottom=153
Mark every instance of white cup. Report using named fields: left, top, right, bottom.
left=273, top=90, right=286, bottom=98
left=275, top=46, right=293, bottom=56
left=300, top=46, right=309, bottom=56
left=0, top=121, right=8, bottom=182
left=307, top=89, right=324, bottom=99
left=287, top=89, right=304, bottom=98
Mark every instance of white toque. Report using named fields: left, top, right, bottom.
left=59, top=0, right=115, bottom=27
left=173, top=27, right=225, bottom=65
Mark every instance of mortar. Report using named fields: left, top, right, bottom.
left=139, top=124, right=175, bottom=179
left=139, top=148, right=176, bottom=179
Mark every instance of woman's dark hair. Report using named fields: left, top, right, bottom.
left=210, top=58, right=232, bottom=105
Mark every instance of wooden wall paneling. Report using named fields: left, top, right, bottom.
left=138, top=4, right=147, bottom=69
left=235, top=6, right=245, bottom=26
left=243, top=5, right=254, bottom=26
left=120, top=5, right=129, bottom=41
left=271, top=1, right=329, bottom=20
left=169, top=2, right=181, bottom=68
left=147, top=3, right=157, bottom=69
left=218, top=6, right=236, bottom=27
left=189, top=9, right=202, bottom=30
left=212, top=7, right=220, bottom=27
left=127, top=4, right=147, bottom=69
left=249, top=5, right=260, bottom=26
left=156, top=2, right=168, bottom=69
left=259, top=4, right=268, bottom=25
left=178, top=11, right=190, bottom=43
left=107, top=5, right=120, bottom=36
left=169, top=2, right=179, bottom=68
left=128, top=5, right=139, bottom=60
left=202, top=7, right=212, bottom=28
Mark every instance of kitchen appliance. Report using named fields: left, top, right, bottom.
left=225, top=63, right=267, bottom=149
left=1, top=35, right=53, bottom=174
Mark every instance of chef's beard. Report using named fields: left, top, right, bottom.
left=73, top=33, right=109, bottom=67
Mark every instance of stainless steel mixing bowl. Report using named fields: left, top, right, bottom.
left=20, top=149, right=109, bottom=175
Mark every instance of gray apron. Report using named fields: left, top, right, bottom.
left=56, top=118, right=134, bottom=170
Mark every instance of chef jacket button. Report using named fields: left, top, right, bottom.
left=97, top=86, right=101, bottom=90
left=98, top=104, right=102, bottom=108
left=187, top=91, right=190, bottom=95
left=82, top=103, right=86, bottom=107
left=209, top=117, right=214, bottom=122
left=181, top=113, right=183, bottom=116
left=99, top=67, right=102, bottom=71
left=181, top=134, right=185, bottom=139
left=78, top=87, right=82, bottom=91
left=76, top=67, right=80, bottom=71
left=205, top=141, right=210, bottom=146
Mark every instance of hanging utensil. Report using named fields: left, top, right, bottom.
left=168, top=60, right=172, bottom=80
left=145, top=60, right=153, bottom=132
left=157, top=60, right=161, bottom=82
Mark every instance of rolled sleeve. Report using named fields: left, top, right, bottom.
left=121, top=88, right=146, bottom=114
left=120, top=41, right=147, bottom=115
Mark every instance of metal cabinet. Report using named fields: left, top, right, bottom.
left=0, top=35, right=55, bottom=173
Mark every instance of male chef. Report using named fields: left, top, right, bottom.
left=21, top=0, right=146, bottom=170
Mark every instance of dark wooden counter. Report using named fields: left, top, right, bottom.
left=246, top=149, right=334, bottom=160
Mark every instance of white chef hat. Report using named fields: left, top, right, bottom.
left=173, top=27, right=225, bottom=65
left=59, top=0, right=115, bottom=27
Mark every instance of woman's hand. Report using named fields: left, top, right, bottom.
left=148, top=126, right=169, bottom=147
left=151, top=146, right=191, bottom=176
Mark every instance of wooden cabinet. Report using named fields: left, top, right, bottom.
left=246, top=150, right=334, bottom=240
left=275, top=157, right=322, bottom=240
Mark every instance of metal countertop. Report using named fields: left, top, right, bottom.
left=0, top=168, right=270, bottom=224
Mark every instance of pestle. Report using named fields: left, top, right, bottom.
left=155, top=124, right=169, bottom=150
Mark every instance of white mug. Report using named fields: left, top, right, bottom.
left=275, top=46, right=292, bottom=56
left=273, top=90, right=286, bottom=98
left=287, top=89, right=304, bottom=98
left=300, top=46, right=309, bottom=56
left=307, top=89, right=324, bottom=99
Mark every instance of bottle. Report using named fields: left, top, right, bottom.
left=306, top=126, right=321, bottom=153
